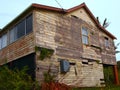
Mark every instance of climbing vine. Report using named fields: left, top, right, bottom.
left=35, top=46, right=54, bottom=60
left=43, top=65, right=56, bottom=83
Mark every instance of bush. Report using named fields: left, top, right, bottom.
left=103, top=65, right=114, bottom=85
left=0, top=66, right=40, bottom=90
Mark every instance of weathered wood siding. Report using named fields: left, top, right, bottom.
left=99, top=32, right=116, bottom=65
left=0, top=33, right=35, bottom=65
left=66, top=8, right=96, bottom=26
left=66, top=7, right=116, bottom=65
left=34, top=10, right=105, bottom=87
left=0, top=4, right=116, bottom=87
left=55, top=17, right=83, bottom=59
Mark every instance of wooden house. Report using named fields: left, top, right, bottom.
left=0, top=3, right=118, bottom=87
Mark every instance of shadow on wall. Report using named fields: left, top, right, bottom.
left=4, top=53, right=36, bottom=79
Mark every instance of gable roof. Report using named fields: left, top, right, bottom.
left=2, top=3, right=116, bottom=39
left=32, top=3, right=116, bottom=39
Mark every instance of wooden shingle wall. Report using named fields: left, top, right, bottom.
left=0, top=33, right=35, bottom=65
left=34, top=10, right=107, bottom=87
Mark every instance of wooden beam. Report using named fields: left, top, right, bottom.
left=113, top=65, right=119, bottom=85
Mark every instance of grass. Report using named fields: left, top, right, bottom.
left=72, top=85, right=120, bottom=90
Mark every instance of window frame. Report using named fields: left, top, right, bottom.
left=26, top=14, right=33, bottom=34
left=0, top=14, right=33, bottom=50
left=81, top=26, right=89, bottom=45
left=17, top=19, right=26, bottom=39
left=104, top=37, right=109, bottom=48
left=9, top=26, right=17, bottom=44
left=1, top=33, right=7, bottom=48
left=8, top=14, right=33, bottom=44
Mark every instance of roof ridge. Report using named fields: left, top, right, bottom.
left=32, top=3, right=66, bottom=12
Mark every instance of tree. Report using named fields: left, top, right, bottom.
left=115, top=42, right=120, bottom=54
left=96, top=17, right=120, bottom=54
left=96, top=17, right=110, bottom=28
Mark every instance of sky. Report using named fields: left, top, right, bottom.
left=0, top=0, right=120, bottom=60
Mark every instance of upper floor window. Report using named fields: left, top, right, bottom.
left=82, top=27, right=89, bottom=45
left=105, top=37, right=109, bottom=47
left=1, top=33, right=7, bottom=48
left=9, top=14, right=33, bottom=44
left=0, top=14, right=33, bottom=50
left=17, top=19, right=25, bottom=39
left=26, top=15, right=33, bottom=34
left=9, top=26, right=17, bottom=43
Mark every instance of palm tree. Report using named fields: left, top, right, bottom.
left=96, top=17, right=110, bottom=28
left=115, top=42, right=120, bottom=54
left=96, top=17, right=120, bottom=54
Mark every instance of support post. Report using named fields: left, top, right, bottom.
left=113, top=65, right=119, bottom=85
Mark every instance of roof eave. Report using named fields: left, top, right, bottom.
left=83, top=3, right=116, bottom=39
left=2, top=4, right=33, bottom=32
left=32, top=3, right=66, bottom=13
left=99, top=26, right=117, bottom=39
left=66, top=3, right=85, bottom=12
left=66, top=3, right=116, bottom=39
left=1, top=3, right=66, bottom=32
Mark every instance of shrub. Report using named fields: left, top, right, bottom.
left=0, top=66, right=40, bottom=90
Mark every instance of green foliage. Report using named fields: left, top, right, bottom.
left=35, top=46, right=40, bottom=51
left=72, top=87, right=101, bottom=90
left=115, top=42, right=120, bottom=54
left=117, top=61, right=120, bottom=81
left=72, top=86, right=120, bottom=90
left=0, top=66, right=40, bottom=90
left=72, top=63, right=120, bottom=90
left=96, top=17, right=110, bottom=28
left=35, top=46, right=54, bottom=60
left=43, top=66, right=56, bottom=83
left=102, top=18, right=110, bottom=28
left=43, top=72, right=55, bottom=83
left=40, top=48, right=54, bottom=60
left=103, top=66, right=114, bottom=85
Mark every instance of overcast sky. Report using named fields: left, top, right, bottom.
left=0, top=0, right=120, bottom=60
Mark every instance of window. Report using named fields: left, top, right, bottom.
left=9, top=14, right=32, bottom=44
left=82, top=27, right=89, bottom=44
left=17, top=19, right=25, bottom=39
left=1, top=34, right=7, bottom=48
left=0, top=14, right=33, bottom=49
left=9, top=26, right=17, bottom=43
left=105, top=37, right=109, bottom=47
left=26, top=15, right=33, bottom=34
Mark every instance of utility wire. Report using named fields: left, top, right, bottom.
left=54, top=0, right=64, bottom=9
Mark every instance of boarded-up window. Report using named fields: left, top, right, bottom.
left=82, top=27, right=89, bottom=44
